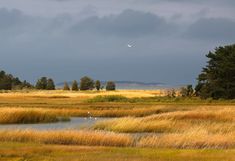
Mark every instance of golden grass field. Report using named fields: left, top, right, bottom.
left=1, top=142, right=234, bottom=161
left=0, top=89, right=163, bottom=98
left=0, top=90, right=235, bottom=160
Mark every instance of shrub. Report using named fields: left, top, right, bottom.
left=71, top=80, right=79, bottom=91
left=106, top=81, right=116, bottom=91
left=80, top=76, right=94, bottom=90
left=63, top=81, right=70, bottom=91
left=87, top=95, right=128, bottom=102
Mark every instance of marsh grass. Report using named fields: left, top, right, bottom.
left=94, top=117, right=174, bottom=133
left=0, top=130, right=133, bottom=147
left=0, top=108, right=70, bottom=124
left=0, top=129, right=234, bottom=149
left=93, top=109, right=235, bottom=149
left=0, top=91, right=235, bottom=150
left=137, top=128, right=235, bottom=149
left=94, top=109, right=235, bottom=133
left=87, top=95, right=235, bottom=104
left=0, top=105, right=179, bottom=119
left=0, top=142, right=234, bottom=161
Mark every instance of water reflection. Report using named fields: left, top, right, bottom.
left=0, top=117, right=108, bottom=130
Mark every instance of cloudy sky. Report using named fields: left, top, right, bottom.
left=0, top=0, right=235, bottom=85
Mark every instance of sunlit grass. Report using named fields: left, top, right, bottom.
left=0, top=108, right=62, bottom=124
left=94, top=109, right=235, bottom=133
left=0, top=130, right=133, bottom=147
left=137, top=128, right=235, bottom=149
left=0, top=91, right=235, bottom=150
left=93, top=109, right=235, bottom=149
left=0, top=142, right=234, bottom=161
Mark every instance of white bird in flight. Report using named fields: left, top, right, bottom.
left=127, top=44, right=132, bottom=48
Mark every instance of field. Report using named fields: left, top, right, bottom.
left=0, top=90, right=235, bottom=160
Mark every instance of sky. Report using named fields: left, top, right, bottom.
left=0, top=0, right=235, bottom=85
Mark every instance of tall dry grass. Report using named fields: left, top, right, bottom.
left=94, top=109, right=235, bottom=133
left=93, top=109, right=235, bottom=149
left=0, top=106, right=178, bottom=119
left=137, top=128, right=235, bottom=149
left=0, top=89, right=160, bottom=98
left=0, top=130, right=133, bottom=147
left=94, top=117, right=174, bottom=133
left=0, top=108, right=59, bottom=124
left=0, top=129, right=234, bottom=149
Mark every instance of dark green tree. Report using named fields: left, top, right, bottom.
left=0, top=74, right=12, bottom=90
left=71, top=80, right=79, bottom=91
left=196, top=44, right=235, bottom=99
left=46, top=78, right=55, bottom=90
left=95, top=80, right=101, bottom=91
left=106, top=81, right=116, bottom=91
left=63, top=81, right=70, bottom=91
left=0, top=70, right=33, bottom=90
left=21, top=80, right=33, bottom=89
left=80, top=76, right=94, bottom=90
left=35, top=77, right=47, bottom=90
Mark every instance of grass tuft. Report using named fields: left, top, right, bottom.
left=0, top=108, right=70, bottom=124
left=0, top=130, right=134, bottom=147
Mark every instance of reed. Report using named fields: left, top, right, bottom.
left=137, top=128, right=235, bottom=149
left=0, top=130, right=133, bottom=147
left=94, top=109, right=235, bottom=133
left=0, top=108, right=63, bottom=124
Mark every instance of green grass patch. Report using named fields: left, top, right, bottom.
left=87, top=95, right=129, bottom=103
left=87, top=95, right=235, bottom=104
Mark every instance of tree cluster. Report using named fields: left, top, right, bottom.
left=195, top=44, right=235, bottom=99
left=106, top=81, right=116, bottom=91
left=0, top=70, right=32, bottom=90
left=35, top=77, right=55, bottom=90
left=63, top=77, right=116, bottom=91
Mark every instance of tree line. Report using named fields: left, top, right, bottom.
left=62, top=76, right=116, bottom=91
left=0, top=72, right=116, bottom=91
left=35, top=76, right=116, bottom=91
left=0, top=70, right=32, bottom=90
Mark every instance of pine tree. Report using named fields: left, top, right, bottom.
left=95, top=80, right=101, bottom=91
left=196, top=44, right=235, bottom=99
left=63, top=81, right=70, bottom=91
left=46, top=78, right=55, bottom=90
left=71, top=80, right=79, bottom=91
left=35, top=77, right=47, bottom=89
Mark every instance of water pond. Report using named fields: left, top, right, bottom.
left=0, top=117, right=109, bottom=130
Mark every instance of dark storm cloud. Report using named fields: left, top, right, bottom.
left=0, top=0, right=234, bottom=85
left=141, top=0, right=235, bottom=5
left=0, top=8, right=26, bottom=30
left=185, top=18, right=235, bottom=41
left=70, top=9, right=175, bottom=37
